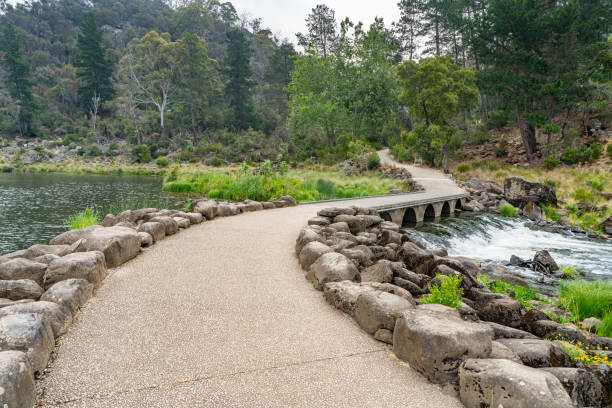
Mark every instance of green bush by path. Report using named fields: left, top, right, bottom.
left=68, top=208, right=100, bottom=230
left=559, top=280, right=612, bottom=321
left=421, top=274, right=463, bottom=309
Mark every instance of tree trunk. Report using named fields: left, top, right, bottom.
left=517, top=107, right=537, bottom=159
left=443, top=144, right=449, bottom=173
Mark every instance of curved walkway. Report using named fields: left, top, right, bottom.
left=37, top=163, right=466, bottom=407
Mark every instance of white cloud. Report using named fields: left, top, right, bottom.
left=230, top=0, right=401, bottom=43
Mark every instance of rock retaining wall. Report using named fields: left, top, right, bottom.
left=296, top=206, right=612, bottom=407
left=0, top=195, right=297, bottom=407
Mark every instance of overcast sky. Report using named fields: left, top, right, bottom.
left=230, top=1, right=401, bottom=43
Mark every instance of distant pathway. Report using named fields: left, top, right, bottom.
left=378, top=148, right=466, bottom=196
left=37, top=163, right=467, bottom=407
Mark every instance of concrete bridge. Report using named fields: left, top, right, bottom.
left=375, top=194, right=468, bottom=226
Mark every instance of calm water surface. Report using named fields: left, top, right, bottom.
left=0, top=173, right=188, bottom=255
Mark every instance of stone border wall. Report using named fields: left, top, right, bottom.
left=296, top=206, right=612, bottom=407
left=0, top=195, right=297, bottom=407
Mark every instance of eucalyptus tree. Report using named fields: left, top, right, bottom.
left=296, top=4, right=339, bottom=58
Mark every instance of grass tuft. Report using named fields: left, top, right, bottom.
left=68, top=208, right=100, bottom=230
left=558, top=280, right=612, bottom=321
left=499, top=204, right=516, bottom=217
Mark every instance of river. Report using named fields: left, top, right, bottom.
left=405, top=212, right=612, bottom=284
left=0, top=173, right=189, bottom=255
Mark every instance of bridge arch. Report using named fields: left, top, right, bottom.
left=424, top=204, right=436, bottom=220
left=441, top=201, right=452, bottom=216
left=455, top=199, right=463, bottom=210
left=402, top=208, right=418, bottom=227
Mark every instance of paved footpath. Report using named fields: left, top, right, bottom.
left=37, top=158, right=465, bottom=407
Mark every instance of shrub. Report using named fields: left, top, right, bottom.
left=607, top=144, right=612, bottom=160
left=487, top=110, right=510, bottom=130
left=366, top=152, right=380, bottom=169
left=559, top=280, right=612, bottom=321
left=572, top=188, right=595, bottom=202
left=421, top=274, right=463, bottom=310
left=499, top=204, right=516, bottom=217
left=471, top=125, right=489, bottom=145
left=494, top=140, right=508, bottom=157
left=561, top=148, right=580, bottom=164
left=156, top=156, right=169, bottom=167
left=456, top=163, right=470, bottom=173
left=544, top=179, right=559, bottom=188
left=132, top=145, right=151, bottom=163
left=68, top=208, right=100, bottom=230
left=179, top=150, right=194, bottom=162
left=544, top=156, right=560, bottom=169
left=88, top=145, right=101, bottom=157
left=560, top=266, right=580, bottom=278
left=488, top=162, right=500, bottom=171
left=471, top=160, right=487, bottom=169
left=598, top=312, right=612, bottom=338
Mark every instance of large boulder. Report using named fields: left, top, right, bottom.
left=278, top=195, right=297, bottom=206
left=483, top=264, right=528, bottom=287
left=393, top=305, right=493, bottom=384
left=299, top=241, right=333, bottom=272
left=0, top=259, right=47, bottom=285
left=138, top=232, right=153, bottom=247
left=322, top=281, right=413, bottom=316
left=600, top=216, right=612, bottom=235
left=173, top=217, right=190, bottom=229
left=534, top=250, right=559, bottom=272
left=588, top=364, right=612, bottom=405
left=309, top=253, right=359, bottom=290
left=541, top=367, right=604, bottom=407
left=77, top=227, right=141, bottom=268
left=0, top=280, right=43, bottom=301
left=466, top=179, right=504, bottom=195
left=44, top=251, right=106, bottom=289
left=183, top=212, right=204, bottom=224
left=504, top=177, right=557, bottom=207
left=0, top=351, right=35, bottom=408
left=360, top=261, right=394, bottom=283
left=478, top=297, right=525, bottom=328
left=354, top=291, right=414, bottom=335
left=398, top=242, right=434, bottom=272
left=40, top=279, right=93, bottom=314
left=22, top=244, right=72, bottom=260
left=490, top=340, right=522, bottom=362
left=333, top=215, right=366, bottom=234
left=0, top=314, right=54, bottom=373
left=0, top=301, right=72, bottom=337
left=149, top=216, right=179, bottom=236
left=49, top=225, right=102, bottom=245
left=318, top=207, right=356, bottom=218
left=138, top=222, right=166, bottom=243
left=496, top=338, right=571, bottom=368
left=459, top=358, right=573, bottom=408
left=193, top=200, right=218, bottom=220
left=483, top=321, right=538, bottom=340
left=295, top=227, right=324, bottom=255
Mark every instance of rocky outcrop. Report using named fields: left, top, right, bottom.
left=0, top=351, right=35, bottom=408
left=40, top=279, right=93, bottom=314
left=0, top=280, right=43, bottom=301
left=0, top=258, right=47, bottom=285
left=309, top=252, right=359, bottom=289
left=0, top=301, right=72, bottom=337
left=76, top=227, right=140, bottom=268
left=504, top=177, right=557, bottom=207
left=0, top=313, right=54, bottom=374
left=541, top=367, right=604, bottom=407
left=354, top=291, right=414, bottom=335
left=44, top=251, right=106, bottom=288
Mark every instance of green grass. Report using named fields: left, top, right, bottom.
left=560, top=266, right=581, bottom=279
left=499, top=204, right=516, bottom=217
left=559, top=280, right=612, bottom=321
left=541, top=205, right=561, bottom=222
left=478, top=274, right=537, bottom=309
left=421, top=274, right=463, bottom=310
left=68, top=208, right=100, bottom=230
left=598, top=312, right=612, bottom=338
left=162, top=166, right=404, bottom=203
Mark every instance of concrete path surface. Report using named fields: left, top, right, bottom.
left=37, top=201, right=464, bottom=407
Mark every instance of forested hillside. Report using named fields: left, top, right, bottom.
left=0, top=0, right=610, bottom=169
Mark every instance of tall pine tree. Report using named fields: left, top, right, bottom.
left=75, top=13, right=115, bottom=114
left=0, top=24, right=37, bottom=137
left=224, top=29, right=256, bottom=130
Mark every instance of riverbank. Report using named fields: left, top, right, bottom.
left=453, top=163, right=612, bottom=233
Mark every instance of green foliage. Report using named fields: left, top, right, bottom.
left=572, top=188, right=595, bottom=202
left=487, top=110, right=510, bottom=130
left=494, top=140, right=508, bottom=157
left=607, top=144, right=612, bottom=160
left=225, top=29, right=256, bottom=130
left=156, top=156, right=169, bottom=167
left=561, top=144, right=603, bottom=165
left=397, top=56, right=478, bottom=172
left=598, top=312, right=612, bottom=338
left=499, top=204, right=516, bottom=217
left=457, top=163, right=470, bottom=173
left=544, top=156, right=561, bottom=169
left=0, top=24, right=37, bottom=136
left=75, top=13, right=115, bottom=112
left=478, top=275, right=537, bottom=309
left=559, top=280, right=612, bottom=321
left=421, top=274, right=464, bottom=310
left=366, top=152, right=381, bottom=169
left=68, top=208, right=100, bottom=230
left=560, top=266, right=580, bottom=278
left=132, top=145, right=151, bottom=163
left=541, top=205, right=561, bottom=221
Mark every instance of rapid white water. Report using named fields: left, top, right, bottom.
left=404, top=213, right=612, bottom=282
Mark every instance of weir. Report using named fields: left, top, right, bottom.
left=374, top=194, right=468, bottom=226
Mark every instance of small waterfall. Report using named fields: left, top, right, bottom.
left=403, top=213, right=612, bottom=283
